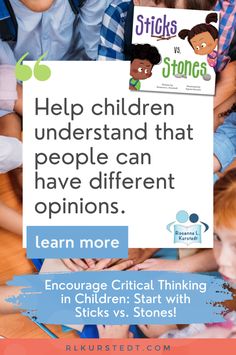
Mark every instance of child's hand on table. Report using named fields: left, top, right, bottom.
left=130, top=258, right=180, bottom=271
left=97, top=325, right=132, bottom=338
left=61, top=259, right=96, bottom=271
left=124, top=248, right=159, bottom=265
left=61, top=248, right=158, bottom=272
left=94, top=249, right=159, bottom=269
left=89, top=259, right=134, bottom=271
left=88, top=258, right=120, bottom=270
left=61, top=258, right=134, bottom=272
left=104, top=260, right=134, bottom=271
left=130, top=250, right=217, bottom=273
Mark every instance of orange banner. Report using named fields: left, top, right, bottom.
left=0, top=339, right=236, bottom=355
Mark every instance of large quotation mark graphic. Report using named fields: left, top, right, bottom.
left=15, top=52, right=51, bottom=81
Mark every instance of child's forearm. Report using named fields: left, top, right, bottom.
left=0, top=202, right=22, bottom=235
left=177, top=249, right=217, bottom=273
left=0, top=286, right=22, bottom=314
left=214, top=62, right=236, bottom=109
left=14, top=84, right=22, bottom=116
left=214, top=92, right=236, bottom=131
left=0, top=112, right=22, bottom=140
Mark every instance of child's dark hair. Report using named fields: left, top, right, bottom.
left=155, top=0, right=217, bottom=9
left=130, top=44, right=161, bottom=65
left=178, top=13, right=218, bottom=46
left=184, top=0, right=217, bottom=10
left=154, top=0, right=176, bottom=8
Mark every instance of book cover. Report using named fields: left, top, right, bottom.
left=130, top=7, right=219, bottom=95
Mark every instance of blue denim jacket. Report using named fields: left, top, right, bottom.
left=214, top=112, right=236, bottom=171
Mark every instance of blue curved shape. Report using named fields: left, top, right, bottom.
left=200, top=221, right=209, bottom=232
left=166, top=221, right=175, bottom=232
